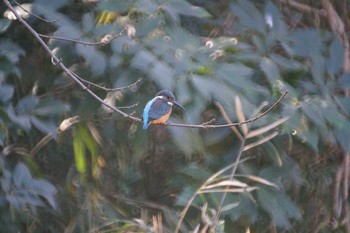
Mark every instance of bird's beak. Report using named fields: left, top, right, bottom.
left=173, top=100, right=185, bottom=110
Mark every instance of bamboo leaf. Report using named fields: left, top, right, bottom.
left=73, top=127, right=86, bottom=176
left=235, top=96, right=248, bottom=135
left=203, top=180, right=248, bottom=190
left=247, top=116, right=289, bottom=138
left=237, top=174, right=279, bottom=189
left=244, top=131, right=279, bottom=151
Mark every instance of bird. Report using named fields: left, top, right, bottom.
left=142, top=90, right=184, bottom=129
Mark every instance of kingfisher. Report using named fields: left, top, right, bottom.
left=142, top=90, right=184, bottom=129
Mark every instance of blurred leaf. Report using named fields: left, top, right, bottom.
left=288, top=29, right=324, bottom=57
left=131, top=49, right=156, bottom=72
left=264, top=1, right=288, bottom=39
left=170, top=126, right=203, bottom=158
left=0, top=84, right=14, bottom=103
left=0, top=40, right=25, bottom=63
left=164, top=0, right=211, bottom=20
left=16, top=95, right=39, bottom=115
left=338, top=72, right=350, bottom=90
left=13, top=163, right=32, bottom=188
left=260, top=57, right=280, bottom=84
left=33, top=98, right=70, bottom=116
left=0, top=56, right=16, bottom=73
left=230, top=0, right=266, bottom=34
left=0, top=19, right=11, bottom=34
left=135, top=0, right=158, bottom=14
left=30, top=116, right=57, bottom=136
left=258, top=188, right=301, bottom=229
left=29, top=179, right=57, bottom=209
left=301, top=100, right=327, bottom=131
left=76, top=44, right=107, bottom=75
left=334, top=95, right=350, bottom=115
left=335, top=125, right=350, bottom=152
left=270, top=53, right=302, bottom=70
left=6, top=105, right=31, bottom=130
left=97, top=0, right=135, bottom=12
left=326, top=37, right=344, bottom=76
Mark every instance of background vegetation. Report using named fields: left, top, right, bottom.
left=1, top=0, right=350, bottom=232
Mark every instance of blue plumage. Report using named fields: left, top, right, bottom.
left=143, top=97, right=157, bottom=129
left=142, top=90, right=184, bottom=129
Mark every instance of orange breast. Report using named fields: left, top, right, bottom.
left=149, top=108, right=172, bottom=125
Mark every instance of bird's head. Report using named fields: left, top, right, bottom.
left=156, top=90, right=185, bottom=110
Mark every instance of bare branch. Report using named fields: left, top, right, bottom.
left=38, top=27, right=126, bottom=46
left=167, top=91, right=288, bottom=129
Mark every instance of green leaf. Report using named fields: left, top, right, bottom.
left=73, top=127, right=86, bottom=176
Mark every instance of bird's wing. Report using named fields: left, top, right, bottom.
left=148, top=98, right=172, bottom=120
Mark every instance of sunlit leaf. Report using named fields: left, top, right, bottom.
left=203, top=180, right=248, bottom=190
left=247, top=116, right=289, bottom=138
left=73, top=127, right=87, bottom=176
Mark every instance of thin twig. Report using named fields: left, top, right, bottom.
left=73, top=71, right=142, bottom=92
left=12, top=0, right=61, bottom=23
left=38, top=27, right=126, bottom=46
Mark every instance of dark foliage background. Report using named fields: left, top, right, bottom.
left=1, top=0, right=350, bottom=232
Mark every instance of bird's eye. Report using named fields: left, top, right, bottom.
left=169, top=97, right=174, bottom=101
